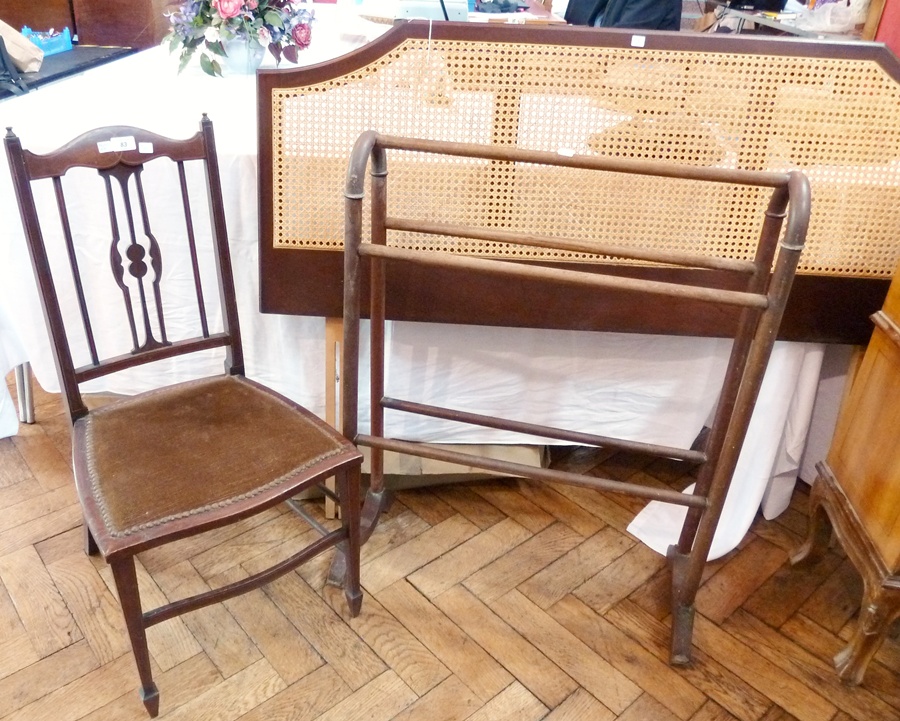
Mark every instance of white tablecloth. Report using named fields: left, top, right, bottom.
left=0, top=305, right=28, bottom=436
left=0, top=20, right=824, bottom=558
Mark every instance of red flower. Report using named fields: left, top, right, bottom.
left=291, top=22, right=312, bottom=49
left=212, top=0, right=243, bottom=19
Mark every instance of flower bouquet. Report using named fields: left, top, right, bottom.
left=165, top=0, right=314, bottom=76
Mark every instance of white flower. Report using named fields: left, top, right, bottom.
left=204, top=26, right=220, bottom=42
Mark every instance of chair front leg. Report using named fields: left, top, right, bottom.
left=110, top=556, right=159, bottom=717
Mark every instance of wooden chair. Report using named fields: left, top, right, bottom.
left=339, top=131, right=810, bottom=665
left=4, top=116, right=363, bottom=717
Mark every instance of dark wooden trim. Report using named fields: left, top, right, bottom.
left=256, top=21, right=900, bottom=90
left=260, top=248, right=888, bottom=344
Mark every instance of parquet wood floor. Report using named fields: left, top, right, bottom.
left=2, top=372, right=898, bottom=720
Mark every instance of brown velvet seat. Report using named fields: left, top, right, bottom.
left=77, top=375, right=352, bottom=553
left=4, top=116, right=363, bottom=717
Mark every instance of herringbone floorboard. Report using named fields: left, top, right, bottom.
left=2, top=372, right=898, bottom=720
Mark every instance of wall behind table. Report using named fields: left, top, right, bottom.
left=875, top=0, right=900, bottom=55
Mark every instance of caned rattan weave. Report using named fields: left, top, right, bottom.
left=266, top=25, right=900, bottom=278
left=258, top=24, right=900, bottom=341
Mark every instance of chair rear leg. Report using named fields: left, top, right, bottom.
left=110, top=556, right=159, bottom=717
left=339, top=467, right=363, bottom=617
left=327, top=484, right=390, bottom=588
left=84, top=522, right=99, bottom=556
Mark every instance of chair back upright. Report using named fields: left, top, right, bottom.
left=4, top=115, right=243, bottom=423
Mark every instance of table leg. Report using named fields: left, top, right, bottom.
left=14, top=362, right=34, bottom=424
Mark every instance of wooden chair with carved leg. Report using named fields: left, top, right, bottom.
left=4, top=115, right=363, bottom=717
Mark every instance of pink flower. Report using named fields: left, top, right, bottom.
left=212, top=0, right=244, bottom=19
left=291, top=22, right=312, bottom=49
left=246, top=0, right=258, bottom=7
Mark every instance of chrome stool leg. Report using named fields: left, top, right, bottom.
left=14, top=362, right=34, bottom=424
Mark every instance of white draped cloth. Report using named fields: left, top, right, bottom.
left=0, top=306, right=28, bottom=437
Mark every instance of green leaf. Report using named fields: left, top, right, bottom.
left=264, top=10, right=284, bottom=28
left=207, top=40, right=227, bottom=57
left=199, top=53, right=222, bottom=77
left=177, top=48, right=194, bottom=73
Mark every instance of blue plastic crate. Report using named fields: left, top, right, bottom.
left=21, top=27, right=73, bottom=56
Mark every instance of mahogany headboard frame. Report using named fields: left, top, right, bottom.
left=258, top=22, right=900, bottom=344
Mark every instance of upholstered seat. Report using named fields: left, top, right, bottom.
left=76, top=375, right=353, bottom=554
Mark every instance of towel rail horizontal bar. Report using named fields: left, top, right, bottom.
left=358, top=244, right=769, bottom=309
left=376, top=134, right=792, bottom=188
left=386, top=217, right=758, bottom=274
left=357, top=434, right=709, bottom=508
left=381, top=396, right=707, bottom=463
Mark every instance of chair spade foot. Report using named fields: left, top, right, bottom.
left=140, top=683, right=160, bottom=717
left=345, top=586, right=363, bottom=617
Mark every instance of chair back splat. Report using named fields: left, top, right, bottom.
left=340, top=131, right=810, bottom=666
left=5, top=116, right=241, bottom=422
left=5, top=116, right=363, bottom=717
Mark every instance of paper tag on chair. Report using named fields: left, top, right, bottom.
left=97, top=136, right=137, bottom=154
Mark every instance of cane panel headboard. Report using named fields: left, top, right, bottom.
left=258, top=22, right=900, bottom=343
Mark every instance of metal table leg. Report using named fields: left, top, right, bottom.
left=14, top=362, right=34, bottom=424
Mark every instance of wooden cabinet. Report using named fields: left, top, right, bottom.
left=0, top=1, right=76, bottom=35
left=72, top=0, right=170, bottom=48
left=830, top=301, right=900, bottom=568
left=793, top=259, right=900, bottom=684
left=0, top=0, right=168, bottom=49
